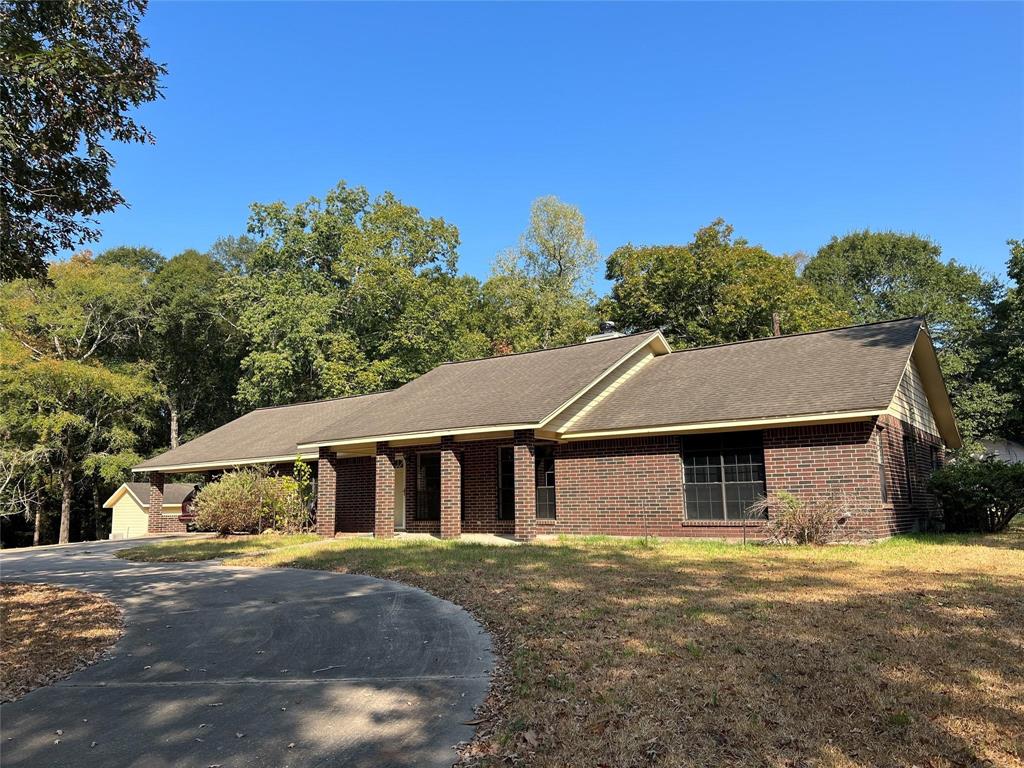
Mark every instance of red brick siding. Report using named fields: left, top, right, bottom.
left=146, top=472, right=190, bottom=534
left=440, top=439, right=462, bottom=539
left=316, top=449, right=339, bottom=536
left=875, top=414, right=943, bottom=535
left=338, top=456, right=375, bottom=533
left=374, top=444, right=396, bottom=538
left=547, top=437, right=685, bottom=536
left=513, top=431, right=537, bottom=541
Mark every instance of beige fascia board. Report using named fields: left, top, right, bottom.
left=907, top=330, right=962, bottom=448
left=132, top=453, right=318, bottom=474
left=102, top=484, right=130, bottom=509
left=297, top=423, right=538, bottom=452
left=538, top=331, right=671, bottom=431
left=560, top=410, right=885, bottom=441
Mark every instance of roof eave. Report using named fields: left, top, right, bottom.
left=133, top=452, right=318, bottom=474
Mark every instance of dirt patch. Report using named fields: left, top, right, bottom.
left=1, top=582, right=122, bottom=703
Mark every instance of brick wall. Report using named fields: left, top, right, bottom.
left=308, top=418, right=943, bottom=541
left=439, top=438, right=462, bottom=539
left=338, top=456, right=375, bottom=533
left=548, top=436, right=685, bottom=537
left=316, top=448, right=339, bottom=536
left=146, top=472, right=190, bottom=534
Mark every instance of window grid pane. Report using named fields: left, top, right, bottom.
left=682, top=434, right=766, bottom=521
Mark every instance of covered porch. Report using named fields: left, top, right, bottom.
left=315, top=429, right=552, bottom=541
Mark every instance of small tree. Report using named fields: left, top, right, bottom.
left=929, top=457, right=1024, bottom=533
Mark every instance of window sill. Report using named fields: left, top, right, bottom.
left=536, top=518, right=557, bottom=525
left=680, top=519, right=767, bottom=527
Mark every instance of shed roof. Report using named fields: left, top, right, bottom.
left=104, top=482, right=196, bottom=508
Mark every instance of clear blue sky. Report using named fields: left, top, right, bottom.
left=89, top=1, right=1023, bottom=288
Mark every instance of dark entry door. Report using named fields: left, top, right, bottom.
left=416, top=453, right=441, bottom=520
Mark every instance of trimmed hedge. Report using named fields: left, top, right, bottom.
left=929, top=457, right=1024, bottom=533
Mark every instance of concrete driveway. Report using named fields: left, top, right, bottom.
left=0, top=538, right=492, bottom=768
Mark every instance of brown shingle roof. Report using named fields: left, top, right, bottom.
left=134, top=392, right=389, bottom=470
left=300, top=332, right=660, bottom=445
left=568, top=318, right=924, bottom=434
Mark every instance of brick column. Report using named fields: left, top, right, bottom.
left=147, top=472, right=165, bottom=533
left=316, top=447, right=339, bottom=537
left=513, top=430, right=536, bottom=541
left=440, top=437, right=462, bottom=539
left=374, top=443, right=395, bottom=539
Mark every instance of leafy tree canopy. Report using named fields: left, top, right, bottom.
left=0, top=256, right=156, bottom=542
left=605, top=219, right=846, bottom=347
left=225, top=180, right=488, bottom=408
left=482, top=196, right=598, bottom=353
left=803, top=230, right=1005, bottom=443
left=0, top=0, right=164, bottom=281
left=97, top=245, right=165, bottom=273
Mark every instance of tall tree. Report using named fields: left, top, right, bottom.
left=225, top=180, right=488, bottom=408
left=988, top=239, right=1023, bottom=441
left=605, top=219, right=846, bottom=347
left=0, top=255, right=155, bottom=543
left=149, top=250, right=241, bottom=448
left=0, top=0, right=164, bottom=281
left=803, top=230, right=1004, bottom=443
left=482, top=196, right=599, bottom=352
left=97, top=245, right=165, bottom=273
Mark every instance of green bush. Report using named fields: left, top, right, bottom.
left=193, top=470, right=310, bottom=535
left=929, top=457, right=1024, bottom=533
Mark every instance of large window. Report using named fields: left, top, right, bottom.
left=416, top=452, right=441, bottom=521
left=682, top=433, right=766, bottom=520
left=498, top=447, right=515, bottom=520
left=535, top=445, right=556, bottom=520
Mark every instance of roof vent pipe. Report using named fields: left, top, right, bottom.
left=585, top=320, right=625, bottom=342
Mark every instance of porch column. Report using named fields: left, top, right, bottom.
left=147, top=472, right=165, bottom=533
left=513, top=430, right=536, bottom=541
left=316, top=447, right=338, bottom=537
left=440, top=437, right=462, bottom=539
left=374, top=443, right=395, bottom=539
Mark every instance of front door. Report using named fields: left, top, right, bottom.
left=394, top=455, right=406, bottom=530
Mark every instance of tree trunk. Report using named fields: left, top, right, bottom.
left=92, top=479, right=101, bottom=541
left=59, top=459, right=72, bottom=545
left=169, top=399, right=179, bottom=450
left=33, top=507, right=41, bottom=546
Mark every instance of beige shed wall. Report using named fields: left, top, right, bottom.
left=110, top=495, right=150, bottom=539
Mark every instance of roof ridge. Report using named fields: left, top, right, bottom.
left=250, top=389, right=392, bottom=412
left=667, top=316, right=924, bottom=355
left=436, top=330, right=659, bottom=367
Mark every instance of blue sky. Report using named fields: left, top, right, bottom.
left=89, top=1, right=1022, bottom=288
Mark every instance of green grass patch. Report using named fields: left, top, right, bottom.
left=115, top=532, right=319, bottom=562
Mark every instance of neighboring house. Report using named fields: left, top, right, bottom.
left=134, top=317, right=960, bottom=541
left=978, top=438, right=1024, bottom=464
left=104, top=482, right=197, bottom=539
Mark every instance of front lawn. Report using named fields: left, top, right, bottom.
left=120, top=529, right=1024, bottom=767
left=115, top=531, right=319, bottom=562
left=0, top=582, right=122, bottom=702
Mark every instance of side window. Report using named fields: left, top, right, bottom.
left=878, top=430, right=889, bottom=504
left=497, top=447, right=515, bottom=520
left=535, top=445, right=556, bottom=520
left=903, top=435, right=915, bottom=504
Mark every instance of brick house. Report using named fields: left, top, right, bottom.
left=134, top=317, right=960, bottom=541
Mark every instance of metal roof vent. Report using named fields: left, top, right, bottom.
left=586, top=320, right=625, bottom=342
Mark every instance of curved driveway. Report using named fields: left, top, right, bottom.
left=0, top=538, right=492, bottom=768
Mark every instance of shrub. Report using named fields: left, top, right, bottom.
left=193, top=470, right=309, bottom=535
left=928, top=457, right=1024, bottom=533
left=751, top=490, right=853, bottom=545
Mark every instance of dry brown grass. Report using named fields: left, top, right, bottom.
left=0, top=582, right=122, bottom=703
left=128, top=528, right=1024, bottom=768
